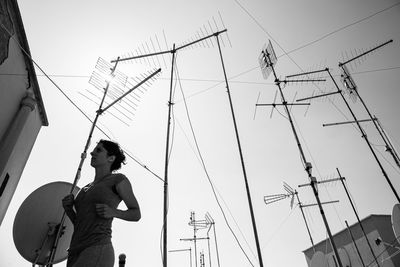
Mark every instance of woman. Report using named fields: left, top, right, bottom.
left=62, top=139, right=141, bottom=267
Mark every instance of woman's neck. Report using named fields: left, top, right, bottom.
left=94, top=167, right=112, bottom=181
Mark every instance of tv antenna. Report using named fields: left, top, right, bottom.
left=113, top=21, right=262, bottom=267
left=255, top=41, right=324, bottom=120
left=179, top=212, right=220, bottom=267
left=294, top=41, right=400, bottom=203
left=257, top=40, right=345, bottom=267
left=23, top=57, right=161, bottom=266
left=339, top=39, right=400, bottom=170
left=118, top=12, right=231, bottom=71
left=264, top=182, right=317, bottom=251
left=299, top=169, right=382, bottom=266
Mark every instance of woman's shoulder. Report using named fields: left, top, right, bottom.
left=110, top=173, right=128, bottom=183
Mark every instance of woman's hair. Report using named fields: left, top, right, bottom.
left=98, top=139, right=126, bottom=171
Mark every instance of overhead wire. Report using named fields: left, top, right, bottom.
left=5, top=0, right=395, bottom=108
left=234, top=0, right=400, bottom=235
left=233, top=0, right=400, bottom=58
left=235, top=0, right=353, bottom=248
left=174, top=115, right=259, bottom=262
left=260, top=203, right=298, bottom=250
left=278, top=2, right=400, bottom=56
left=1, top=66, right=399, bottom=87
left=0, top=21, right=164, bottom=183
left=172, top=1, right=400, bottom=117
left=175, top=58, right=256, bottom=266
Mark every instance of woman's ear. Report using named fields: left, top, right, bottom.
left=108, top=155, right=116, bottom=163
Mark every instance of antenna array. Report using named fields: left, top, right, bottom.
left=81, top=57, right=161, bottom=125
left=118, top=12, right=232, bottom=71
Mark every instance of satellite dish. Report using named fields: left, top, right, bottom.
left=392, top=204, right=400, bottom=239
left=13, top=181, right=80, bottom=265
left=310, top=251, right=328, bottom=267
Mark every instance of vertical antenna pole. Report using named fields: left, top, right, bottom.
left=206, top=223, right=212, bottom=267
left=375, top=117, right=400, bottom=168
left=213, top=222, right=221, bottom=267
left=266, top=59, right=343, bottom=266
left=193, top=213, right=198, bottom=267
left=215, top=34, right=264, bottom=267
left=46, top=59, right=120, bottom=267
left=163, top=44, right=176, bottom=267
left=336, top=168, right=380, bottom=266
left=326, top=69, right=400, bottom=203
left=351, top=74, right=400, bottom=170
left=345, top=220, right=366, bottom=267
left=295, top=192, right=316, bottom=252
left=190, top=248, right=193, bottom=267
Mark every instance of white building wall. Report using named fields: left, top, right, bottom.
left=324, top=230, right=394, bottom=267
left=0, top=0, right=47, bottom=225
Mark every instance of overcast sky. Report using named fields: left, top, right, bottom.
left=1, top=0, right=400, bottom=266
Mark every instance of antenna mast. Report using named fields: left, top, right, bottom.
left=258, top=40, right=344, bottom=267
left=339, top=39, right=400, bottom=170
left=45, top=59, right=161, bottom=266
left=294, top=64, right=400, bottom=202
left=113, top=28, right=229, bottom=267
left=264, top=182, right=316, bottom=252
left=214, top=32, right=265, bottom=267
left=336, top=168, right=380, bottom=266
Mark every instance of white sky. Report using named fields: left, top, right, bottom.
left=1, top=0, right=400, bottom=266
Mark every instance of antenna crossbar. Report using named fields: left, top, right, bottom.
left=296, top=91, right=339, bottom=102
left=339, top=39, right=393, bottom=67
left=281, top=79, right=326, bottom=84
left=300, top=200, right=339, bottom=208
left=112, top=29, right=228, bottom=63
left=285, top=68, right=328, bottom=78
left=323, top=118, right=376, bottom=127
left=256, top=103, right=310, bottom=107
left=100, top=68, right=161, bottom=114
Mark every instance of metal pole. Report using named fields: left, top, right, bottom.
left=326, top=69, right=400, bottom=203
left=163, top=44, right=176, bottom=267
left=375, top=117, right=400, bottom=168
left=345, top=220, right=366, bottom=267
left=46, top=60, right=119, bottom=266
left=337, top=168, right=380, bottom=266
left=213, top=223, right=221, bottom=267
left=215, top=34, right=264, bottom=267
left=266, top=59, right=343, bottom=267
left=193, top=212, right=198, bottom=267
left=339, top=40, right=392, bottom=66
left=295, top=192, right=316, bottom=252
left=352, top=83, right=400, bottom=170
left=207, top=225, right=212, bottom=267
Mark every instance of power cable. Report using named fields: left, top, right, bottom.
left=175, top=117, right=258, bottom=261
left=260, top=203, right=297, bottom=250
left=0, top=21, right=164, bottom=182
left=234, top=0, right=400, bottom=58
left=283, top=2, right=400, bottom=56
left=175, top=60, right=256, bottom=266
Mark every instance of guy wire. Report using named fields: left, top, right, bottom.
left=0, top=21, right=163, bottom=182
left=175, top=58, right=256, bottom=267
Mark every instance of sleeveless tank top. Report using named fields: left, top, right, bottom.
left=68, top=173, right=126, bottom=255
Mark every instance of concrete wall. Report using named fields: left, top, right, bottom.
left=0, top=0, right=48, bottom=225
left=303, top=215, right=400, bottom=267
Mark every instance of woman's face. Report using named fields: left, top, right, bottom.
left=90, top=143, right=112, bottom=168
